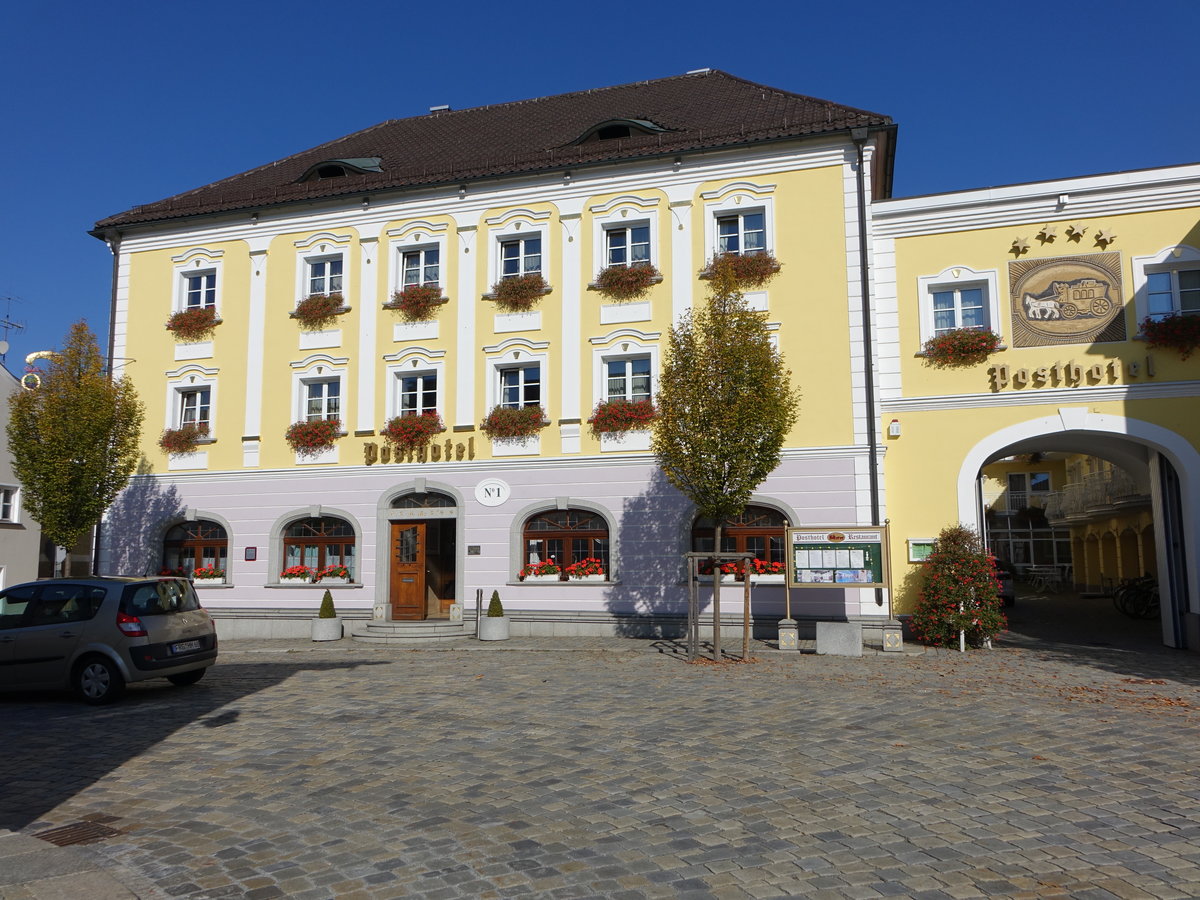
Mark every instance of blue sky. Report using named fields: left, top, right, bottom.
left=3, top=0, right=1196, bottom=369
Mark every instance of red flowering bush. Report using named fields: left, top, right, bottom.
left=317, top=564, right=350, bottom=580
left=519, top=559, right=561, bottom=579
left=279, top=565, right=314, bottom=581
left=166, top=306, right=219, bottom=342
left=158, top=423, right=209, bottom=455
left=292, top=293, right=345, bottom=330
left=565, top=557, right=605, bottom=578
left=698, top=559, right=743, bottom=576
left=386, top=285, right=444, bottom=321
left=750, top=558, right=785, bottom=575
left=480, top=404, right=546, bottom=442
left=588, top=399, right=657, bottom=437
left=490, top=273, right=549, bottom=311
left=702, top=252, right=781, bottom=290
left=909, top=525, right=1006, bottom=648
left=382, top=412, right=444, bottom=452
left=594, top=263, right=661, bottom=301
left=193, top=565, right=225, bottom=579
left=285, top=418, right=341, bottom=456
left=922, top=328, right=1001, bottom=368
left=1141, top=314, right=1200, bottom=360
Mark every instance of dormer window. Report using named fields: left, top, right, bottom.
left=596, top=124, right=632, bottom=141
left=570, top=119, right=669, bottom=145
left=316, top=165, right=348, bottom=179
left=297, top=157, right=384, bottom=183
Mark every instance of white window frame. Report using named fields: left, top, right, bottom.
left=700, top=183, right=776, bottom=265
left=178, top=387, right=212, bottom=429
left=916, top=265, right=1002, bottom=345
left=387, top=223, right=449, bottom=296
left=589, top=331, right=661, bottom=407
left=1132, top=245, right=1200, bottom=327
left=589, top=196, right=661, bottom=276
left=484, top=342, right=549, bottom=418
left=0, top=486, right=19, bottom=524
left=385, top=355, right=446, bottom=420
left=171, top=249, right=224, bottom=315
left=485, top=210, right=551, bottom=287
left=293, top=233, right=352, bottom=305
left=289, top=355, right=349, bottom=427
left=164, top=366, right=218, bottom=439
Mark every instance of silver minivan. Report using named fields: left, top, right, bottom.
left=0, top=577, right=217, bottom=704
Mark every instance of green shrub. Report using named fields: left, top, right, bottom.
left=909, top=525, right=1006, bottom=648
left=318, top=589, right=337, bottom=619
left=487, top=590, right=504, bottom=617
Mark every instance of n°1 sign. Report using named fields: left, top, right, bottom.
left=787, top=526, right=889, bottom=589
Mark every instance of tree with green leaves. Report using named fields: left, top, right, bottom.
left=7, top=322, right=144, bottom=573
left=653, top=262, right=800, bottom=657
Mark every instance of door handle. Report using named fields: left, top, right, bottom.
left=59, top=631, right=78, bottom=638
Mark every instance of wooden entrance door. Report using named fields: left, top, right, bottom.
left=390, top=522, right=426, bottom=620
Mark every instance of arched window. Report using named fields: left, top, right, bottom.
left=692, top=506, right=787, bottom=570
left=164, top=520, right=228, bottom=575
left=522, top=509, right=609, bottom=575
left=391, top=491, right=455, bottom=509
left=283, top=516, right=356, bottom=578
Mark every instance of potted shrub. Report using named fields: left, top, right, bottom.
left=166, top=306, right=219, bottom=342
left=279, top=565, right=314, bottom=583
left=285, top=418, right=341, bottom=457
left=311, top=588, right=343, bottom=641
left=909, top=525, right=1006, bottom=649
left=519, top=560, right=561, bottom=582
left=478, top=589, right=510, bottom=641
left=588, top=399, right=657, bottom=438
left=565, top=557, right=605, bottom=581
left=381, top=411, right=444, bottom=453
left=158, top=423, right=209, bottom=455
left=291, top=293, right=346, bottom=330
left=593, top=263, right=661, bottom=301
left=489, top=273, right=550, bottom=312
left=921, top=328, right=1002, bottom=367
left=317, top=564, right=351, bottom=585
left=701, top=252, right=781, bottom=290
left=1141, top=314, right=1200, bottom=360
left=480, top=404, right=546, bottom=444
left=192, top=564, right=225, bottom=585
left=385, top=285, right=445, bottom=321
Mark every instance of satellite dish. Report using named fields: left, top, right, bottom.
left=0, top=341, right=8, bottom=356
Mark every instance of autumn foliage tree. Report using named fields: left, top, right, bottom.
left=653, top=261, right=800, bottom=656
left=6, top=322, right=144, bottom=568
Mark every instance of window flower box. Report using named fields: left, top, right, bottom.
left=591, top=263, right=662, bottom=301
left=279, top=565, right=315, bottom=583
left=285, top=418, right=341, bottom=457
left=1141, top=313, right=1200, bottom=360
left=166, top=306, right=219, bottom=342
left=588, top=399, right=657, bottom=438
left=921, top=328, right=1001, bottom=368
left=487, top=273, right=551, bottom=312
left=752, top=574, right=786, bottom=584
left=159, top=423, right=209, bottom=455
left=291, top=293, right=348, bottom=330
left=700, top=252, right=781, bottom=290
left=384, top=285, right=446, bottom=321
left=317, top=565, right=351, bottom=585
left=192, top=565, right=225, bottom=585
left=565, top=557, right=605, bottom=580
left=519, top=560, right=561, bottom=581
left=382, top=411, right=444, bottom=453
left=481, top=404, right=547, bottom=443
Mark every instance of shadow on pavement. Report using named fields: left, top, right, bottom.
left=994, top=585, right=1200, bottom=684
left=0, top=657, right=385, bottom=832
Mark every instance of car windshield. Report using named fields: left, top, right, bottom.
left=121, top=580, right=200, bottom=616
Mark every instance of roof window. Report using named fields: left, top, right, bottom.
left=570, top=119, right=669, bottom=145
left=298, top=157, right=384, bottom=183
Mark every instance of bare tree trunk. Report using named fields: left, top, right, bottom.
left=712, top=524, right=721, bottom=661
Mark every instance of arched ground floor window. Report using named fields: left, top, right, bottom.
left=163, top=521, right=228, bottom=575
left=692, top=505, right=786, bottom=576
left=284, top=516, right=356, bottom=578
left=523, top=509, right=609, bottom=577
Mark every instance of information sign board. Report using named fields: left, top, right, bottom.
left=787, top=526, right=889, bottom=589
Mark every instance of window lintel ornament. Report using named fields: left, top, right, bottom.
left=171, top=247, right=225, bottom=265
left=588, top=194, right=663, bottom=216
left=293, top=231, right=354, bottom=251
left=567, top=118, right=670, bottom=145
left=700, top=181, right=777, bottom=203
left=290, top=353, right=350, bottom=371
left=484, top=208, right=552, bottom=228
left=382, top=347, right=447, bottom=364
left=481, top=337, right=550, bottom=356
left=385, top=220, right=449, bottom=240
left=588, top=328, right=661, bottom=346
left=296, top=157, right=383, bottom=182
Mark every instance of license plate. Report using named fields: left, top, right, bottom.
left=172, top=640, right=202, bottom=654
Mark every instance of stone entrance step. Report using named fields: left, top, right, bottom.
left=351, top=620, right=472, bottom=643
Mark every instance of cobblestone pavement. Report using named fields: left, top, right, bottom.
left=4, top=596, right=1200, bottom=899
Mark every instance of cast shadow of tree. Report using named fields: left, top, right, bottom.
left=603, top=467, right=696, bottom=638
left=102, top=458, right=183, bottom=575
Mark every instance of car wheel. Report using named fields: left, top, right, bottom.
left=167, top=668, right=206, bottom=687
left=74, top=656, right=126, bottom=705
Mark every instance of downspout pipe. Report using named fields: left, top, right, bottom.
left=851, top=128, right=881, bottom=530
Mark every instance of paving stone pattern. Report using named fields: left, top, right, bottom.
left=4, top=633, right=1200, bottom=899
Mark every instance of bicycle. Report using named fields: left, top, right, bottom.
left=1112, top=575, right=1160, bottom=620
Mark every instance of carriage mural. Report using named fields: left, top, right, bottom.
left=1009, top=252, right=1126, bottom=347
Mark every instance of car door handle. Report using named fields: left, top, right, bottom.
left=58, top=631, right=78, bottom=638
left=0, top=635, right=14, bottom=643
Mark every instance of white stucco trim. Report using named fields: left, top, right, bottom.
left=915, top=264, right=1002, bottom=345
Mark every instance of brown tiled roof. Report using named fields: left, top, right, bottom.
left=94, top=70, right=891, bottom=232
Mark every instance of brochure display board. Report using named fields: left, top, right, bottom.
left=788, top=526, right=889, bottom=589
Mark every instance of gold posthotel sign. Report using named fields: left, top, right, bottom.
left=989, top=356, right=1156, bottom=392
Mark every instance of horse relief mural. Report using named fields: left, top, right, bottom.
left=1009, top=252, right=1127, bottom=347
